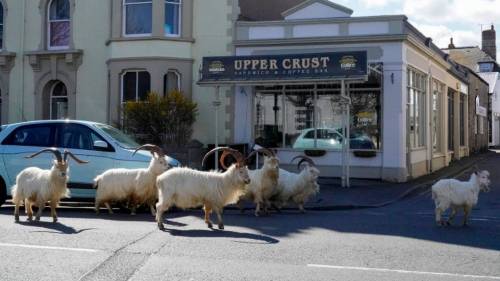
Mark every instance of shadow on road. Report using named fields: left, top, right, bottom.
left=15, top=220, right=95, bottom=235
left=164, top=228, right=279, bottom=244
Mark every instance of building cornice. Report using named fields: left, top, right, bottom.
left=106, top=56, right=194, bottom=65
left=236, top=15, right=408, bottom=27
left=233, top=34, right=408, bottom=47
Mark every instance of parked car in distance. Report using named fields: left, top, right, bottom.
left=292, top=128, right=376, bottom=150
left=0, top=120, right=180, bottom=207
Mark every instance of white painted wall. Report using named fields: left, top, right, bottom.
left=248, top=26, right=285, bottom=40
left=293, top=24, right=340, bottom=38
left=349, top=22, right=389, bottom=36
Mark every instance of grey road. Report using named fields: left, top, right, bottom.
left=0, top=157, right=499, bottom=280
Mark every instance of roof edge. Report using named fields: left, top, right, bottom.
left=281, top=0, right=354, bottom=18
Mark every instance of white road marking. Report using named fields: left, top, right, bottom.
left=0, top=242, right=99, bottom=253
left=307, top=264, right=500, bottom=280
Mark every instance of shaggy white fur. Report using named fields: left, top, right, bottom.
left=12, top=162, right=70, bottom=223
left=432, top=170, right=490, bottom=226
left=94, top=154, right=168, bottom=215
left=155, top=164, right=250, bottom=230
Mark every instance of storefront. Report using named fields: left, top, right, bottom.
left=197, top=0, right=470, bottom=182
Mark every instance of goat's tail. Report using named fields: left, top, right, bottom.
left=93, top=175, right=102, bottom=189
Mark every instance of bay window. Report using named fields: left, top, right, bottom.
left=121, top=71, right=151, bottom=103
left=165, top=0, right=181, bottom=36
left=124, top=0, right=152, bottom=36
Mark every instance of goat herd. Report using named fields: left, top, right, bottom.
left=9, top=144, right=492, bottom=229
left=10, top=145, right=320, bottom=230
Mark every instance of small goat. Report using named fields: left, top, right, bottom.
left=155, top=147, right=250, bottom=230
left=432, top=170, right=490, bottom=226
left=237, top=148, right=279, bottom=216
left=94, top=144, right=169, bottom=215
left=271, top=156, right=320, bottom=213
left=12, top=148, right=88, bottom=222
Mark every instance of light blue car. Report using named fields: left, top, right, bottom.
left=0, top=120, right=180, bottom=207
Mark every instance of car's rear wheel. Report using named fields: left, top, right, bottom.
left=0, top=177, right=6, bottom=207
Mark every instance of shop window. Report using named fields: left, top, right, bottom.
left=48, top=0, right=70, bottom=49
left=50, top=81, right=68, bottom=120
left=407, top=67, right=427, bottom=148
left=0, top=2, right=4, bottom=50
left=123, top=0, right=152, bottom=36
left=121, top=71, right=151, bottom=103
left=165, top=0, right=181, bottom=36
left=460, top=94, right=465, bottom=146
left=432, top=80, right=444, bottom=153
left=253, top=64, right=382, bottom=151
left=448, top=89, right=455, bottom=151
left=163, top=70, right=180, bottom=95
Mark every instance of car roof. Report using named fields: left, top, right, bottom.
left=3, top=119, right=107, bottom=128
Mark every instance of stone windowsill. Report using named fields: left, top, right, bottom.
left=106, top=36, right=195, bottom=45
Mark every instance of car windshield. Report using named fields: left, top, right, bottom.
left=95, top=124, right=139, bottom=149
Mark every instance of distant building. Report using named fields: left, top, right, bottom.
left=443, top=25, right=500, bottom=146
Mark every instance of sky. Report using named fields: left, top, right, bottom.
left=331, top=0, right=500, bottom=57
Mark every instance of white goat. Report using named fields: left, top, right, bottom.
left=155, top=147, right=250, bottom=230
left=94, top=144, right=169, bottom=215
left=237, top=148, right=280, bottom=216
left=12, top=149, right=88, bottom=222
left=271, top=156, right=320, bottom=213
left=432, top=170, right=490, bottom=226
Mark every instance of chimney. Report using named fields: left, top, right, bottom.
left=448, top=37, right=455, bottom=49
left=482, top=25, right=496, bottom=60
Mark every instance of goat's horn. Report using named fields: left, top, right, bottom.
left=219, top=151, right=232, bottom=170
left=202, top=147, right=245, bottom=168
left=246, top=148, right=275, bottom=161
left=133, top=144, right=165, bottom=157
left=63, top=150, right=89, bottom=164
left=291, top=155, right=315, bottom=170
left=25, top=148, right=63, bottom=163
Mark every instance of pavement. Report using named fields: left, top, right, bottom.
left=303, top=150, right=495, bottom=210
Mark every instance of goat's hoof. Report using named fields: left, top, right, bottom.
left=207, top=222, right=213, bottom=229
left=27, top=217, right=33, bottom=222
left=254, top=212, right=260, bottom=217
left=158, top=223, right=165, bottom=231
left=218, top=224, right=224, bottom=230
left=52, top=217, right=58, bottom=223
left=35, top=217, right=40, bottom=222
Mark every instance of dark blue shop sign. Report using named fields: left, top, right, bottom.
left=199, top=51, right=367, bottom=83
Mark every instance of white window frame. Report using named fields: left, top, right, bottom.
left=431, top=79, right=444, bottom=153
left=123, top=0, right=153, bottom=37
left=407, top=67, right=427, bottom=149
left=164, top=0, right=181, bottom=37
left=49, top=81, right=69, bottom=120
left=480, top=116, right=484, bottom=134
left=47, top=0, right=70, bottom=50
left=120, top=70, right=150, bottom=104
left=165, top=70, right=181, bottom=94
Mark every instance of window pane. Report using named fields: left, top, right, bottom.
left=49, top=0, right=70, bottom=20
left=125, top=3, right=152, bottom=35
left=138, top=71, right=150, bottom=100
left=350, top=91, right=380, bottom=150
left=254, top=90, right=284, bottom=148
left=123, top=72, right=137, bottom=102
left=51, top=97, right=68, bottom=119
left=50, top=21, right=70, bottom=47
left=165, top=1, right=180, bottom=35
left=287, top=90, right=316, bottom=149
left=58, top=124, right=100, bottom=150
left=164, top=71, right=180, bottom=95
left=6, top=126, right=53, bottom=147
left=0, top=3, right=3, bottom=25
left=52, top=82, right=68, bottom=96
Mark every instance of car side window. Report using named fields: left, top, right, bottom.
left=57, top=124, right=109, bottom=151
left=2, top=125, right=55, bottom=147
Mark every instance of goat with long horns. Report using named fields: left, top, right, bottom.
left=12, top=148, right=88, bottom=222
left=155, top=147, right=250, bottom=230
